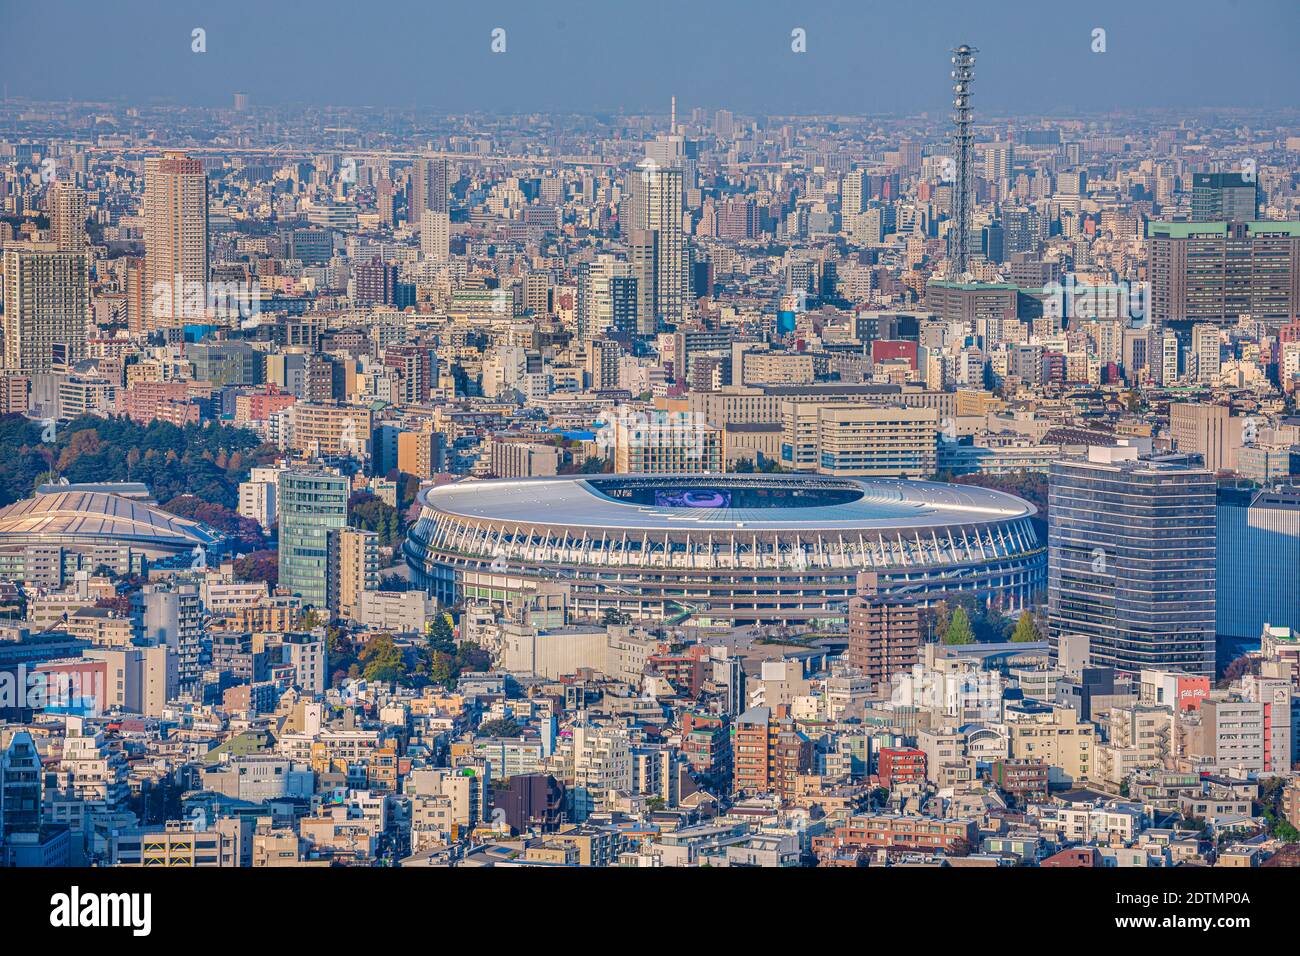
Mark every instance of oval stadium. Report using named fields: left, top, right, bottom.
left=405, top=474, right=1045, bottom=626
left=0, top=485, right=220, bottom=585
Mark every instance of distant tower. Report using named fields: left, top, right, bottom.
left=143, top=151, right=209, bottom=331
left=948, top=44, right=977, bottom=277
left=233, top=92, right=250, bottom=112
left=670, top=95, right=677, bottom=135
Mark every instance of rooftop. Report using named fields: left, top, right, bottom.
left=421, top=473, right=1037, bottom=532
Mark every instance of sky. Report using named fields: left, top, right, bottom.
left=1, top=0, right=1297, bottom=117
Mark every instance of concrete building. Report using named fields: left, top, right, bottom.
left=2, top=242, right=90, bottom=374
left=781, top=403, right=938, bottom=477
left=1170, top=403, right=1240, bottom=473
left=328, top=528, right=379, bottom=621
left=1147, top=221, right=1300, bottom=329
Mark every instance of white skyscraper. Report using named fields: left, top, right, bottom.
left=420, top=209, right=450, bottom=262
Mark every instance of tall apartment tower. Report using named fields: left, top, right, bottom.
left=2, top=242, right=90, bottom=374
left=410, top=154, right=449, bottom=218
left=984, top=140, right=1013, bottom=185
left=143, top=151, right=209, bottom=332
left=625, top=162, right=686, bottom=333
left=420, top=209, right=450, bottom=262
left=841, top=168, right=866, bottom=218
left=1048, top=447, right=1216, bottom=676
left=847, top=579, right=922, bottom=691
left=576, top=254, right=633, bottom=340
left=48, top=182, right=87, bottom=252
left=328, top=527, right=380, bottom=621
left=946, top=44, right=977, bottom=277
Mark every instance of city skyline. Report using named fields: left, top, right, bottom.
left=2, top=0, right=1300, bottom=914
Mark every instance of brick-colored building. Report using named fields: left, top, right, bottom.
left=877, top=747, right=927, bottom=787
left=732, top=706, right=812, bottom=802
left=847, top=588, right=922, bottom=689
left=812, top=814, right=977, bottom=859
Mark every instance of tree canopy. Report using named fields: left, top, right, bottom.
left=0, top=412, right=272, bottom=510
left=1010, top=610, right=1041, bottom=643
left=942, top=606, right=976, bottom=645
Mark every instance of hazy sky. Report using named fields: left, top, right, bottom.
left=2, top=0, right=1297, bottom=116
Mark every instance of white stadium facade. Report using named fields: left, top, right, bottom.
left=405, top=474, right=1046, bottom=626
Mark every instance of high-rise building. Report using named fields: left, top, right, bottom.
left=288, top=402, right=371, bottom=459
left=984, top=141, right=1013, bottom=184
left=143, top=151, right=209, bottom=332
left=1, top=730, right=42, bottom=843
left=583, top=338, right=621, bottom=391
left=328, top=527, right=380, bottom=620
left=278, top=470, right=349, bottom=609
left=138, top=583, right=203, bottom=697
left=2, top=242, right=90, bottom=374
left=410, top=154, right=448, bottom=218
left=354, top=257, right=399, bottom=306
left=716, top=197, right=757, bottom=241
left=290, top=229, right=333, bottom=266
left=1147, top=221, right=1300, bottom=329
left=1217, top=486, right=1300, bottom=645
left=48, top=182, right=87, bottom=252
left=376, top=178, right=397, bottom=228
left=625, top=162, right=686, bottom=332
left=1147, top=327, right=1180, bottom=385
left=731, top=705, right=812, bottom=801
left=576, top=254, right=633, bottom=340
left=1191, top=172, right=1258, bottom=222
left=847, top=589, right=923, bottom=691
left=1048, top=447, right=1216, bottom=676
left=397, top=429, right=442, bottom=479
left=420, top=210, right=451, bottom=262
left=841, top=168, right=866, bottom=218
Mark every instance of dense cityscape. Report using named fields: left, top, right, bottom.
left=0, top=8, right=1296, bottom=912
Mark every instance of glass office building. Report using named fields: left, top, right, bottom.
left=1217, top=485, right=1300, bottom=645
left=278, top=470, right=349, bottom=609
left=1048, top=451, right=1216, bottom=676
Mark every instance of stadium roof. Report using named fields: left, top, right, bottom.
left=422, top=474, right=1035, bottom=533
left=0, top=489, right=218, bottom=550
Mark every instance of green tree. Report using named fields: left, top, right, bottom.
left=943, top=606, right=976, bottom=645
left=479, top=718, right=522, bottom=738
left=350, top=492, right=404, bottom=548
left=359, top=634, right=407, bottom=683
left=428, top=612, right=455, bottom=653
left=1010, top=610, right=1040, bottom=643
left=427, top=650, right=454, bottom=687
left=326, top=627, right=356, bottom=684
